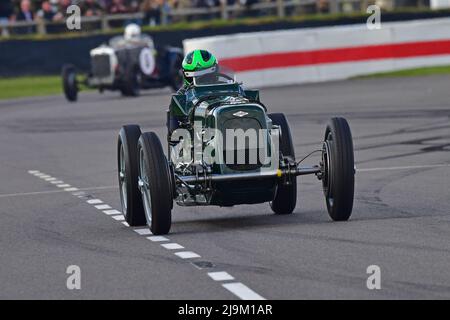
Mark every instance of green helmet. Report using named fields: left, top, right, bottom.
left=182, top=50, right=218, bottom=85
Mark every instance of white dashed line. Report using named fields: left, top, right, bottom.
left=161, top=243, right=184, bottom=250
left=28, top=170, right=266, bottom=301
left=222, top=283, right=265, bottom=300
left=94, top=204, right=112, bottom=210
left=208, top=272, right=235, bottom=282
left=87, top=199, right=103, bottom=204
left=146, top=236, right=169, bottom=242
left=103, top=209, right=122, bottom=215
left=174, top=251, right=201, bottom=259
left=134, top=229, right=152, bottom=236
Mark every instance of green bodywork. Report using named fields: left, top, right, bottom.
left=169, top=83, right=260, bottom=117
left=167, top=82, right=277, bottom=206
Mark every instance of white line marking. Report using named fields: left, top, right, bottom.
left=95, top=204, right=111, bottom=210
left=146, top=236, right=169, bottom=242
left=161, top=243, right=184, bottom=250
left=33, top=173, right=46, bottom=177
left=28, top=170, right=266, bottom=301
left=222, top=283, right=265, bottom=300
left=103, top=209, right=122, bottom=215
left=357, top=163, right=450, bottom=172
left=0, top=189, right=66, bottom=198
left=208, top=272, right=235, bottom=282
left=0, top=185, right=117, bottom=198
left=134, top=229, right=152, bottom=236
left=174, top=251, right=201, bottom=259
left=87, top=199, right=103, bottom=204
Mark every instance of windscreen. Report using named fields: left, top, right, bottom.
left=192, top=65, right=236, bottom=86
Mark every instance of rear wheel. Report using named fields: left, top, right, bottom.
left=322, top=117, right=355, bottom=221
left=118, top=125, right=146, bottom=226
left=137, top=132, right=172, bottom=235
left=269, top=113, right=297, bottom=215
left=62, top=64, right=78, bottom=102
left=121, top=65, right=141, bottom=97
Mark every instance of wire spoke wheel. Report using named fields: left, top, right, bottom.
left=117, top=125, right=146, bottom=226
left=322, top=132, right=334, bottom=209
left=119, top=144, right=127, bottom=213
left=137, top=132, right=172, bottom=235
left=138, top=146, right=152, bottom=224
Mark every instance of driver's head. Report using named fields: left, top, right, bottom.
left=124, top=23, right=141, bottom=41
left=182, top=50, right=218, bottom=86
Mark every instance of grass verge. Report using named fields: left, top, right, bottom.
left=0, top=75, right=63, bottom=100
left=2, top=65, right=450, bottom=100
left=356, top=65, right=450, bottom=79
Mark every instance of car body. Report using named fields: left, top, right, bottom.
left=62, top=34, right=183, bottom=102
left=118, top=67, right=355, bottom=235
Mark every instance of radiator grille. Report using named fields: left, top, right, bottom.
left=91, top=54, right=111, bottom=78
left=222, top=117, right=263, bottom=171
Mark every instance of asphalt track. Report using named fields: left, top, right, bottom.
left=0, top=75, right=449, bottom=299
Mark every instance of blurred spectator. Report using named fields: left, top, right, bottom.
left=15, top=0, right=34, bottom=22
left=12, top=0, right=34, bottom=34
left=58, top=0, right=73, bottom=13
left=141, top=0, right=162, bottom=25
left=48, top=0, right=72, bottom=21
left=194, top=0, right=218, bottom=8
left=316, top=0, right=329, bottom=13
left=109, top=0, right=131, bottom=14
left=0, top=0, right=13, bottom=20
left=0, top=0, right=13, bottom=36
left=37, top=1, right=57, bottom=21
left=81, top=0, right=104, bottom=16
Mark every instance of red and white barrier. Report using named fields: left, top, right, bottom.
left=183, top=18, right=450, bottom=87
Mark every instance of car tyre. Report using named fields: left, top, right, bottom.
left=322, top=117, right=355, bottom=221
left=62, top=64, right=78, bottom=102
left=118, top=125, right=146, bottom=226
left=122, top=65, right=141, bottom=97
left=137, top=132, right=172, bottom=235
left=269, top=113, right=297, bottom=215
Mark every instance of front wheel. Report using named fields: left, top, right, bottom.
left=322, top=117, right=355, bottom=221
left=62, top=64, right=78, bottom=102
left=137, top=132, right=172, bottom=235
left=118, top=125, right=146, bottom=226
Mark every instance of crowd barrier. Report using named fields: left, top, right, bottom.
left=183, top=18, right=450, bottom=87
